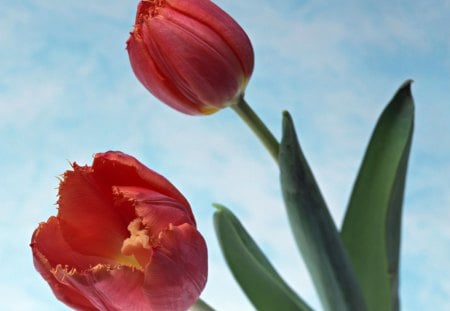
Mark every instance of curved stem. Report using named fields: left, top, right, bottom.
left=231, top=97, right=280, bottom=162
left=190, top=298, right=215, bottom=311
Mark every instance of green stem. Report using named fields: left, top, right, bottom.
left=231, top=97, right=280, bottom=162
left=190, top=298, right=215, bottom=311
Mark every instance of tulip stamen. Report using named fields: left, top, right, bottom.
left=121, top=218, right=152, bottom=268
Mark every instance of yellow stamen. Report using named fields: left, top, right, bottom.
left=120, top=218, right=152, bottom=268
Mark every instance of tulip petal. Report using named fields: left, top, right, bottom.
left=32, top=253, right=97, bottom=310
left=31, top=216, right=114, bottom=270
left=31, top=217, right=99, bottom=310
left=142, top=12, right=243, bottom=108
left=127, top=32, right=203, bottom=115
left=166, top=0, right=254, bottom=77
left=144, top=223, right=208, bottom=311
left=55, top=265, right=150, bottom=311
left=57, top=164, right=128, bottom=259
left=93, top=151, right=195, bottom=225
left=113, top=186, right=194, bottom=236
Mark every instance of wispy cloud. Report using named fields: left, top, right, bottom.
left=1, top=0, right=449, bottom=310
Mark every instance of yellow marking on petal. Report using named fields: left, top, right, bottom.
left=199, top=106, right=220, bottom=115
left=115, top=253, right=142, bottom=269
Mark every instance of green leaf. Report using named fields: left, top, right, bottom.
left=340, top=80, right=414, bottom=311
left=279, top=112, right=366, bottom=311
left=213, top=204, right=313, bottom=311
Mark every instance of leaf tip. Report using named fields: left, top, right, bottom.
left=212, top=203, right=226, bottom=212
left=281, top=110, right=293, bottom=127
left=281, top=110, right=296, bottom=140
left=396, top=80, right=415, bottom=114
left=399, top=79, right=414, bottom=94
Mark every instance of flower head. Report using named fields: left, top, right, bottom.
left=127, top=0, right=254, bottom=115
left=31, top=151, right=207, bottom=311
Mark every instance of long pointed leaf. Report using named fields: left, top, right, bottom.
left=340, top=81, right=414, bottom=311
left=279, top=112, right=366, bottom=311
left=213, top=204, right=313, bottom=311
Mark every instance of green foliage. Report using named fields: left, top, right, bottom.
left=341, top=81, right=415, bottom=311
left=213, top=204, right=313, bottom=311
left=279, top=112, right=367, bottom=311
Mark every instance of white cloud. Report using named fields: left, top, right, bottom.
left=402, top=201, right=450, bottom=310
left=1, top=0, right=450, bottom=310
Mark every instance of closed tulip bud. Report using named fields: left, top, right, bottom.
left=127, top=0, right=254, bottom=115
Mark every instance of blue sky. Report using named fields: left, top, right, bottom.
left=1, top=0, right=449, bottom=310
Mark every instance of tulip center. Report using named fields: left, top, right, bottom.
left=121, top=218, right=152, bottom=269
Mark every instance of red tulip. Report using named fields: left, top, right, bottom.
left=31, top=151, right=207, bottom=311
left=127, top=0, right=254, bottom=115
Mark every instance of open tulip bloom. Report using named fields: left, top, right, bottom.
left=32, top=0, right=416, bottom=310
left=31, top=152, right=207, bottom=311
